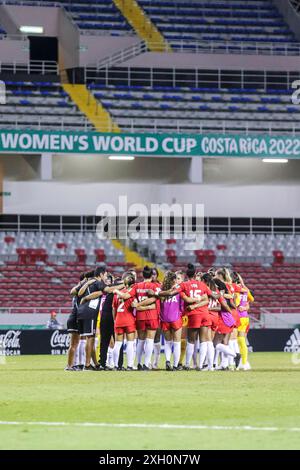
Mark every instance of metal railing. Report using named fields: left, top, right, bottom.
left=0, top=34, right=28, bottom=41
left=92, top=37, right=300, bottom=70
left=290, top=0, right=300, bottom=14
left=85, top=66, right=299, bottom=92
left=5, top=116, right=300, bottom=136
left=96, top=40, right=146, bottom=70
left=0, top=216, right=300, bottom=235
left=0, top=306, right=70, bottom=315
left=0, top=60, right=59, bottom=75
left=260, top=308, right=300, bottom=328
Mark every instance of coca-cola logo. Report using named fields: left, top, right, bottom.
left=50, top=330, right=70, bottom=349
left=0, top=330, right=21, bottom=349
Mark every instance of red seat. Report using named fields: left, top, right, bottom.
left=4, top=236, right=15, bottom=244
left=94, top=249, right=106, bottom=262
left=75, top=248, right=86, bottom=264
left=273, top=250, right=284, bottom=265
left=16, top=248, right=27, bottom=264
left=165, top=249, right=177, bottom=264
left=217, top=244, right=227, bottom=251
left=56, top=242, right=67, bottom=250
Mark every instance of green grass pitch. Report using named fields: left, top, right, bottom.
left=0, top=353, right=299, bottom=450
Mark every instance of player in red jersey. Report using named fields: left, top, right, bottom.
left=116, top=265, right=158, bottom=371
left=112, top=273, right=136, bottom=371
left=224, top=269, right=244, bottom=369
left=177, top=264, right=213, bottom=370
left=151, top=268, right=162, bottom=369
left=213, top=269, right=241, bottom=370
left=176, top=270, right=187, bottom=370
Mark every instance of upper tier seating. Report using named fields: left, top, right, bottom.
left=139, top=0, right=295, bottom=46
left=2, top=0, right=134, bottom=35
left=2, top=0, right=294, bottom=47
left=89, top=84, right=299, bottom=134
left=0, top=81, right=92, bottom=130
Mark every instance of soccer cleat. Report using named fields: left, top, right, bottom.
left=176, top=364, right=183, bottom=371
left=142, top=365, right=150, bottom=371
left=126, top=367, right=134, bottom=371
left=234, top=353, right=241, bottom=369
left=137, top=364, right=143, bottom=371
left=83, top=365, right=96, bottom=371
left=240, top=362, right=251, bottom=371
left=64, top=366, right=74, bottom=371
left=118, top=367, right=127, bottom=371
left=183, top=365, right=190, bottom=371
left=166, top=361, right=173, bottom=371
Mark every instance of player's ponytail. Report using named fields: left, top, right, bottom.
left=143, top=265, right=153, bottom=279
left=162, top=271, right=176, bottom=291
left=186, top=263, right=196, bottom=279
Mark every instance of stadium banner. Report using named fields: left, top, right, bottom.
left=0, top=328, right=299, bottom=355
left=1, top=129, right=300, bottom=158
left=0, top=329, right=70, bottom=355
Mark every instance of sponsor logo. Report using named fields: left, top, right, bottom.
left=284, top=328, right=300, bottom=353
left=0, top=330, right=21, bottom=356
left=50, top=330, right=70, bottom=349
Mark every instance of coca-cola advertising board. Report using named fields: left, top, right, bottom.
left=0, top=330, right=70, bottom=355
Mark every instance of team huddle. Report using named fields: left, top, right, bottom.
left=65, top=263, right=254, bottom=372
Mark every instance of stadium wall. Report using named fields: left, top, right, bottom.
left=3, top=180, right=300, bottom=218
left=0, top=5, right=59, bottom=36
left=274, top=0, right=300, bottom=41
left=0, top=38, right=29, bottom=64
left=79, top=36, right=140, bottom=66
left=121, top=52, right=300, bottom=71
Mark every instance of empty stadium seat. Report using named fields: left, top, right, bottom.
left=89, top=84, right=299, bottom=135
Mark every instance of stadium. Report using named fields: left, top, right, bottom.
left=0, top=0, right=300, bottom=454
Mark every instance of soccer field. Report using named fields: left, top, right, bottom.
left=0, top=353, right=299, bottom=450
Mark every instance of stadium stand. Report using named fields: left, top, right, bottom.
left=0, top=81, right=92, bottom=130
left=138, top=0, right=295, bottom=45
left=2, top=0, right=134, bottom=35
left=3, top=0, right=295, bottom=49
left=1, top=232, right=300, bottom=317
left=88, top=82, right=299, bottom=134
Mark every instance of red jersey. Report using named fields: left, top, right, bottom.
left=179, top=280, right=211, bottom=316
left=131, top=281, right=159, bottom=321
left=113, top=288, right=135, bottom=328
left=152, top=281, right=161, bottom=315
left=208, top=289, right=225, bottom=317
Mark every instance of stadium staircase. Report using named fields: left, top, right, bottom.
left=113, top=0, right=171, bottom=52
left=62, top=84, right=120, bottom=133
left=112, top=239, right=164, bottom=277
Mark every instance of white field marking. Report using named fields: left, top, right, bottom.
left=0, top=421, right=299, bottom=433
